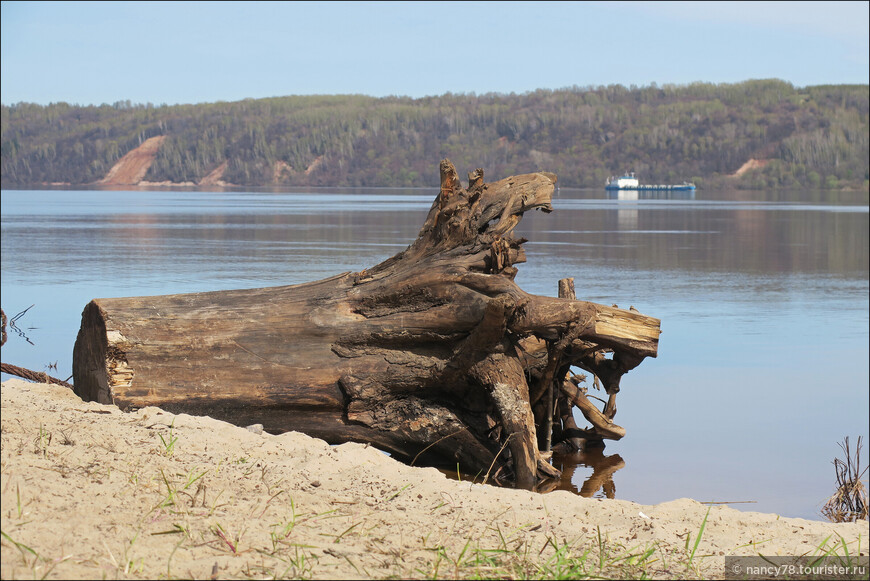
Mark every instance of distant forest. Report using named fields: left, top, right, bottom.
left=2, top=79, right=868, bottom=190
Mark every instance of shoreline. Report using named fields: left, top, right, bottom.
left=2, top=378, right=867, bottom=579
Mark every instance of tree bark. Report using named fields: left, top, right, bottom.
left=72, top=159, right=660, bottom=486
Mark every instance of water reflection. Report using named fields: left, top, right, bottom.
left=540, top=448, right=626, bottom=498
left=437, top=447, right=626, bottom=500
left=606, top=189, right=696, bottom=201
left=606, top=189, right=697, bottom=230
left=519, top=191, right=868, bottom=280
left=1, top=187, right=867, bottom=519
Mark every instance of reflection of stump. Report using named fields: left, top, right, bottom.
left=577, top=453, right=625, bottom=498
left=547, top=449, right=626, bottom=497
left=73, top=159, right=660, bottom=487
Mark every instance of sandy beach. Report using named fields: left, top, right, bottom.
left=1, top=378, right=867, bottom=579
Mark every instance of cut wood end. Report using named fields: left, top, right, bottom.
left=72, top=300, right=115, bottom=405
left=593, top=307, right=661, bottom=343
left=593, top=320, right=661, bottom=343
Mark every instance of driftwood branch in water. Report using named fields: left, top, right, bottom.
left=72, top=159, right=660, bottom=487
left=0, top=362, right=74, bottom=389
left=1, top=308, right=74, bottom=388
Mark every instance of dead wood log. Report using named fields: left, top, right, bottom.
left=72, top=159, right=660, bottom=486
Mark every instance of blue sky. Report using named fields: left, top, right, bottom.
left=1, top=1, right=868, bottom=106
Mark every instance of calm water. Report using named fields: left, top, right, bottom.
left=1, top=186, right=868, bottom=520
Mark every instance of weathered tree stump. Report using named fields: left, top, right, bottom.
left=72, top=159, right=660, bottom=486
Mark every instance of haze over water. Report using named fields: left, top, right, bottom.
left=1, top=186, right=867, bottom=520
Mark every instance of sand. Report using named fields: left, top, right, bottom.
left=1, top=378, right=867, bottom=579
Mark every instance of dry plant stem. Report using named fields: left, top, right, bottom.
left=71, top=159, right=660, bottom=486
left=823, top=436, right=869, bottom=522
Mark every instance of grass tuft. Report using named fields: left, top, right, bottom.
left=156, top=419, right=178, bottom=457
left=822, top=436, right=869, bottom=523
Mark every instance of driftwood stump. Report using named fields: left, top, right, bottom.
left=73, top=160, right=660, bottom=487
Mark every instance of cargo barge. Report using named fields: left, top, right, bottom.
left=605, top=172, right=696, bottom=191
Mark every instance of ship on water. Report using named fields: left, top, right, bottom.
left=605, top=171, right=696, bottom=191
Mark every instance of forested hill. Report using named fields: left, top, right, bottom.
left=2, top=79, right=868, bottom=190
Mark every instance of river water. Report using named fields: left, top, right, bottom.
left=1, top=186, right=867, bottom=520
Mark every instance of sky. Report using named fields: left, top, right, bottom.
left=1, top=1, right=868, bottom=106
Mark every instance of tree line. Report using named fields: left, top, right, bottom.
left=2, top=79, right=868, bottom=190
